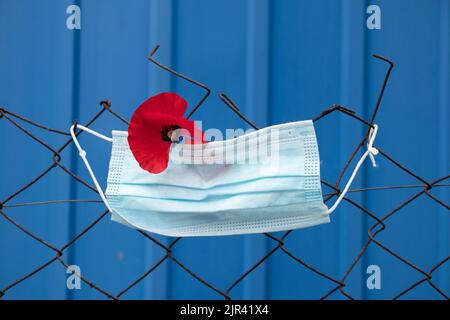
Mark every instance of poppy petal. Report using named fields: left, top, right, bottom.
left=128, top=94, right=205, bottom=174
left=136, top=92, right=187, bottom=117
left=128, top=113, right=172, bottom=174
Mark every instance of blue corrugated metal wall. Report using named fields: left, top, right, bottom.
left=0, top=0, right=448, bottom=299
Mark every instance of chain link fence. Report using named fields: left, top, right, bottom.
left=0, top=50, right=448, bottom=300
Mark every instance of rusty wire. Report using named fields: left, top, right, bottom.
left=0, top=47, right=448, bottom=300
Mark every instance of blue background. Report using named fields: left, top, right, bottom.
left=0, top=0, right=448, bottom=299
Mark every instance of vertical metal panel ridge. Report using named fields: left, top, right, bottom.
left=245, top=0, right=270, bottom=125
left=360, top=0, right=370, bottom=301
left=148, top=0, right=174, bottom=95
left=338, top=0, right=367, bottom=299
left=437, top=0, right=449, bottom=293
left=144, top=0, right=174, bottom=300
left=242, top=0, right=270, bottom=299
left=67, top=0, right=82, bottom=301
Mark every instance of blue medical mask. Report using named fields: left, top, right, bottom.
left=70, top=120, right=379, bottom=237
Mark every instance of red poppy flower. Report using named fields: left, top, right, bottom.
left=128, top=92, right=204, bottom=174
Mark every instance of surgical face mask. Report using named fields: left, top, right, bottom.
left=70, top=120, right=379, bottom=237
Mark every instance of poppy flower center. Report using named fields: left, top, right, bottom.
left=161, top=125, right=182, bottom=142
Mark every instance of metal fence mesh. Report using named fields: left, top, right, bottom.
left=0, top=49, right=448, bottom=300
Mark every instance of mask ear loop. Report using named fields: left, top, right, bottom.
left=326, top=124, right=379, bottom=215
left=69, top=124, right=113, bottom=212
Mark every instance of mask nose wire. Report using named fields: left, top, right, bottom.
left=70, top=124, right=113, bottom=212
left=325, top=124, right=379, bottom=215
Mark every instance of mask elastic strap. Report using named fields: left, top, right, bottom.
left=70, top=124, right=113, bottom=212
left=326, top=124, right=379, bottom=215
